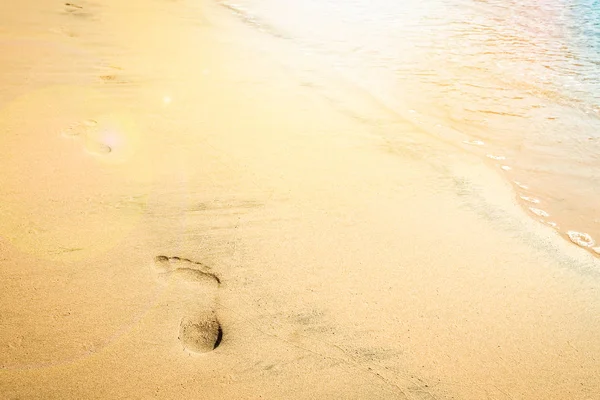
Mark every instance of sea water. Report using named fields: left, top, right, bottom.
left=219, top=0, right=600, bottom=255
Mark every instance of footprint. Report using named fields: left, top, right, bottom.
left=153, top=255, right=222, bottom=353
left=61, top=119, right=112, bottom=155
left=98, top=74, right=132, bottom=85
left=63, top=2, right=94, bottom=19
left=179, top=314, right=223, bottom=354
left=83, top=139, right=112, bottom=154
left=154, top=255, right=221, bottom=285
left=99, top=75, right=117, bottom=82
left=65, top=2, right=83, bottom=9
left=61, top=119, right=97, bottom=137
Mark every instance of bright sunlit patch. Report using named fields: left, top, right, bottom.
left=82, top=113, right=142, bottom=164
left=0, top=85, right=152, bottom=265
left=163, top=96, right=172, bottom=105
left=100, top=128, right=122, bottom=149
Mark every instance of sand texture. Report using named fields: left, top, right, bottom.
left=1, top=1, right=600, bottom=399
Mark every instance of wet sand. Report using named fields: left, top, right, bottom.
left=1, top=1, right=600, bottom=399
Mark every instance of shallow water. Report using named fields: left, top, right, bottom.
left=219, top=0, right=600, bottom=255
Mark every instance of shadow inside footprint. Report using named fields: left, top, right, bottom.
left=179, top=314, right=223, bottom=353
left=84, top=139, right=112, bottom=154
left=154, top=255, right=220, bottom=285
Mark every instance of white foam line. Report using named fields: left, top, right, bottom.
left=520, top=195, right=540, bottom=204
left=514, top=181, right=529, bottom=190
left=462, top=140, right=485, bottom=146
left=529, top=207, right=549, bottom=217
left=567, top=231, right=595, bottom=248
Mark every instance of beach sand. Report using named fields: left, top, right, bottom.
left=1, top=1, right=600, bottom=399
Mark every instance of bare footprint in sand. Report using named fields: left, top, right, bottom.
left=153, top=255, right=223, bottom=353
left=61, top=119, right=112, bottom=155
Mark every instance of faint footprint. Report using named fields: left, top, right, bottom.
left=63, top=2, right=94, bottom=18
left=153, top=255, right=223, bottom=353
left=61, top=119, right=96, bottom=137
left=61, top=119, right=112, bottom=155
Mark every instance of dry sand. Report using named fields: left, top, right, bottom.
left=1, top=1, right=600, bottom=399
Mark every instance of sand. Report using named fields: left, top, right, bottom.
left=1, top=1, right=600, bottom=399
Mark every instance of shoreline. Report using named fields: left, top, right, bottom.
left=1, top=0, right=600, bottom=399
left=212, top=0, right=600, bottom=259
